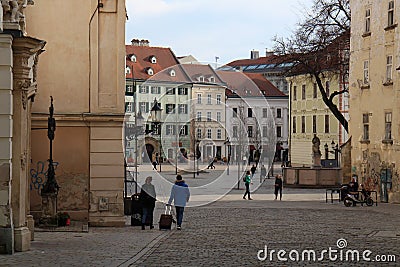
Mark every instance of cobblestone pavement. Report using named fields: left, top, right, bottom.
left=1, top=179, right=399, bottom=266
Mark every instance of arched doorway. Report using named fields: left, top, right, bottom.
left=145, top=144, right=154, bottom=163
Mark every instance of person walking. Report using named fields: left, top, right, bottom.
left=243, top=170, right=252, bottom=200
left=260, top=165, right=267, bottom=180
left=140, top=176, right=156, bottom=230
left=250, top=164, right=257, bottom=178
left=274, top=174, right=283, bottom=200
left=167, top=175, right=190, bottom=230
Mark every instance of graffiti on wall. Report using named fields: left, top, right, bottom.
left=30, top=161, right=59, bottom=192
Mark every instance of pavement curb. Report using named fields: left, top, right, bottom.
left=117, top=230, right=173, bottom=267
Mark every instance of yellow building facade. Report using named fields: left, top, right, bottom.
left=349, top=0, right=400, bottom=203
left=288, top=73, right=343, bottom=166
left=25, top=1, right=127, bottom=225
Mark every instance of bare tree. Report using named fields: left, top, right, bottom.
left=273, top=0, right=350, bottom=132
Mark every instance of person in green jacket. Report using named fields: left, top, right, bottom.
left=243, top=171, right=253, bottom=200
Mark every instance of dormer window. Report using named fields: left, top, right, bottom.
left=198, top=76, right=205, bottom=82
left=130, top=54, right=136, bottom=62
left=146, top=67, right=154, bottom=75
left=150, top=56, right=157, bottom=64
left=125, top=66, right=131, bottom=74
left=169, top=69, right=176, bottom=77
left=209, top=76, right=215, bottom=82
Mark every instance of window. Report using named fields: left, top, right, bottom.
left=301, top=116, right=305, bottom=133
left=365, top=8, right=371, bottom=33
left=325, top=81, right=330, bottom=96
left=166, top=104, right=175, bottom=114
left=150, top=56, right=157, bottom=64
left=209, top=76, right=215, bottom=83
left=197, top=112, right=202, bottom=121
left=293, top=116, right=297, bottom=134
left=388, top=1, right=394, bottom=27
left=207, top=94, right=212, bottom=104
left=248, top=108, right=253, bottom=118
left=263, top=108, right=268, bottom=118
left=197, top=128, right=202, bottom=139
left=151, top=86, right=161, bottom=94
left=139, top=102, right=149, bottom=113
left=207, top=112, right=212, bottom=122
left=217, top=129, right=222, bottom=139
left=198, top=76, right=205, bottom=82
left=363, top=60, right=369, bottom=84
left=276, top=108, right=282, bottom=118
left=385, top=112, right=392, bottom=140
left=233, top=108, right=238, bottom=117
left=277, top=126, right=282, bottom=138
left=233, top=126, right=238, bottom=138
left=302, top=85, right=306, bottom=99
left=386, top=55, right=393, bottom=82
left=263, top=126, right=268, bottom=137
left=313, top=83, right=318, bottom=98
left=207, top=129, right=212, bottom=139
left=363, top=113, right=369, bottom=140
left=197, top=93, right=202, bottom=104
left=178, top=87, right=188, bottom=95
left=248, top=126, right=253, bottom=138
left=312, top=115, right=317, bottom=133
left=178, top=104, right=188, bottom=114
left=293, top=86, right=297, bottom=100
left=130, top=54, right=136, bottom=62
left=217, top=112, right=221, bottom=122
left=166, top=125, right=175, bottom=135
left=140, top=85, right=149, bottom=94
left=179, top=125, right=188, bottom=136
left=125, top=102, right=134, bottom=113
left=125, top=66, right=131, bottom=74
left=166, top=87, right=175, bottom=95
left=169, top=69, right=176, bottom=77
left=147, top=68, right=154, bottom=75
left=216, top=94, right=221, bottom=105
left=126, top=85, right=133, bottom=95
left=325, top=115, right=330, bottom=133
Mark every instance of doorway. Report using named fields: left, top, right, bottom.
left=145, top=144, right=154, bottom=163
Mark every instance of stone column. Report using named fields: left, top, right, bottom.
left=11, top=36, right=45, bottom=252
left=0, top=34, right=14, bottom=255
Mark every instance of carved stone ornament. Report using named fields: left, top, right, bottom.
left=1, top=0, right=34, bottom=35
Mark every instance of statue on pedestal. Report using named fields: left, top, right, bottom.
left=1, top=0, right=34, bottom=35
left=312, top=134, right=322, bottom=168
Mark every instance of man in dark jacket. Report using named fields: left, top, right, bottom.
left=274, top=174, right=283, bottom=200
left=140, top=176, right=156, bottom=230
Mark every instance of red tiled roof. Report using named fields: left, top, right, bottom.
left=244, top=73, right=286, bottom=97
left=180, top=64, right=225, bottom=84
left=125, top=45, right=180, bottom=80
left=217, top=71, right=286, bottom=98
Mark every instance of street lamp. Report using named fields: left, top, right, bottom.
left=224, top=137, right=231, bottom=175
left=150, top=98, right=163, bottom=172
left=193, top=138, right=200, bottom=179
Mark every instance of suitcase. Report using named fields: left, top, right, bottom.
left=159, top=206, right=173, bottom=230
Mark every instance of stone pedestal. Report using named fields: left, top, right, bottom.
left=27, top=215, right=34, bottom=241
left=42, top=193, right=57, bottom=219
left=312, top=153, right=322, bottom=168
left=14, top=227, right=30, bottom=252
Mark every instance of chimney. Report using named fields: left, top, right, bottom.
left=131, top=39, right=140, bottom=46
left=265, top=49, right=274, bottom=57
left=250, top=50, right=259, bottom=59
left=140, top=39, right=150, bottom=46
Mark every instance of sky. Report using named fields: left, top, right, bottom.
left=125, top=0, right=313, bottom=66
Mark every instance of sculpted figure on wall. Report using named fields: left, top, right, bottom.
left=1, top=0, right=33, bottom=34
left=312, top=134, right=321, bottom=156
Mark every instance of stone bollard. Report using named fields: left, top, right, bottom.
left=27, top=215, right=35, bottom=241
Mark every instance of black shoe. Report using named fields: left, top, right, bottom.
left=177, top=225, right=181, bottom=230
left=141, top=225, right=145, bottom=230
left=243, top=196, right=246, bottom=199
left=150, top=225, right=154, bottom=229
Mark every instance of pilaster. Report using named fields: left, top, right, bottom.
left=0, top=34, right=14, bottom=254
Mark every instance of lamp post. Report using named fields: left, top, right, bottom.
left=224, top=137, right=231, bottom=175
left=151, top=98, right=163, bottom=172
left=193, top=138, right=200, bottom=179
left=42, top=96, right=59, bottom=195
